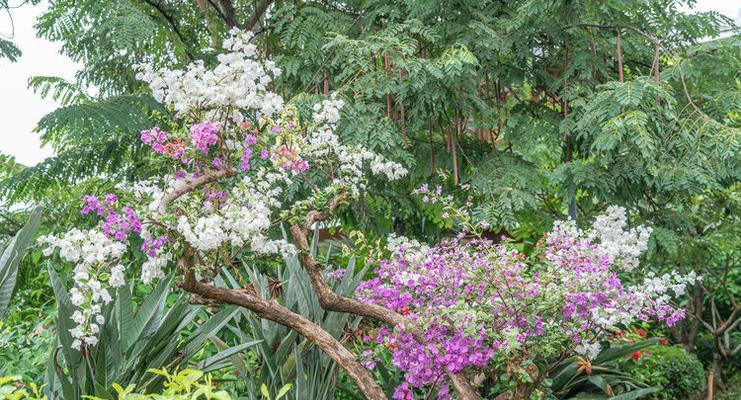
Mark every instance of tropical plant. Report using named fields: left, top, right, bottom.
left=0, top=206, right=43, bottom=319
left=547, top=339, right=659, bottom=399
left=4, top=367, right=237, bottom=400
left=212, top=234, right=367, bottom=400
left=0, top=375, right=45, bottom=400
left=44, top=270, right=248, bottom=399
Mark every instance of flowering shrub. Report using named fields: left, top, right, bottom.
left=356, top=206, right=699, bottom=399
left=38, top=28, right=406, bottom=352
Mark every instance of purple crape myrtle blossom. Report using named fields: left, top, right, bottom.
left=82, top=194, right=142, bottom=242
left=101, top=207, right=142, bottom=242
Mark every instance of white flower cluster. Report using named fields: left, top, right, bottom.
left=575, top=340, right=602, bottom=360
left=39, top=229, right=127, bottom=349
left=386, top=233, right=430, bottom=265
left=586, top=205, right=652, bottom=271
left=627, top=270, right=701, bottom=315
left=553, top=206, right=652, bottom=272
left=176, top=169, right=294, bottom=256
left=307, top=96, right=408, bottom=195
left=136, top=28, right=283, bottom=120
left=590, top=269, right=701, bottom=329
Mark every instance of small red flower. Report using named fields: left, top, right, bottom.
left=634, top=328, right=647, bottom=338
left=631, top=351, right=642, bottom=360
left=659, top=338, right=669, bottom=345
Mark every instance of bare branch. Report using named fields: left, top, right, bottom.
left=157, top=168, right=237, bottom=213
left=243, top=0, right=273, bottom=31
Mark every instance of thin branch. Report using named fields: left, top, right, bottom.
left=157, top=168, right=237, bottom=213
left=243, top=0, right=273, bottom=31
left=141, top=0, right=195, bottom=61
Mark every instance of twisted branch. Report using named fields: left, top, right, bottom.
left=289, top=191, right=482, bottom=400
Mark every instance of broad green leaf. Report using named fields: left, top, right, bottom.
left=0, top=206, right=42, bottom=318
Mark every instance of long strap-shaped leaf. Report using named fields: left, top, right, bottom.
left=122, top=275, right=173, bottom=350
left=0, top=205, right=42, bottom=319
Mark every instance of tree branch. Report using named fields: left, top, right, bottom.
left=157, top=168, right=236, bottom=213
left=176, top=244, right=387, bottom=400
left=243, top=0, right=273, bottom=31
left=141, top=0, right=195, bottom=61
left=289, top=191, right=482, bottom=400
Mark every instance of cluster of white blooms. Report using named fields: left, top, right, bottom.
left=141, top=252, right=170, bottom=284
left=575, top=340, right=603, bottom=360
left=386, top=233, right=430, bottom=265
left=39, top=229, right=127, bottom=349
left=136, top=28, right=283, bottom=120
left=586, top=205, right=652, bottom=271
left=306, top=97, right=408, bottom=195
left=552, top=206, right=651, bottom=272
left=176, top=169, right=294, bottom=255
left=589, top=270, right=701, bottom=329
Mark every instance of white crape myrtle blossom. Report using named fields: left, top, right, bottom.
left=136, top=28, right=283, bottom=121
left=552, top=206, right=651, bottom=272
left=575, top=340, right=603, bottom=360
left=39, top=229, right=127, bottom=349
left=386, top=233, right=430, bottom=265
left=175, top=167, right=296, bottom=256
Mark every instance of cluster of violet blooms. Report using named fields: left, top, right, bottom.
left=355, top=206, right=699, bottom=400
left=39, top=28, right=406, bottom=351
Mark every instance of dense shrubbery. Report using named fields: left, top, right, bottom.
left=622, top=345, right=706, bottom=400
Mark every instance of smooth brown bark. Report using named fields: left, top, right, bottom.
left=183, top=282, right=387, bottom=399
left=177, top=247, right=388, bottom=400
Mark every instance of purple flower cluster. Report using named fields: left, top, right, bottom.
left=141, top=235, right=168, bottom=257
left=82, top=194, right=141, bottom=241
left=240, top=134, right=258, bottom=170
left=141, top=127, right=187, bottom=163
left=203, top=188, right=228, bottom=207
left=101, top=207, right=142, bottom=242
left=356, top=224, right=693, bottom=398
left=189, top=121, right=221, bottom=154
left=81, top=194, right=110, bottom=216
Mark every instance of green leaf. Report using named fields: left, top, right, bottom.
left=593, top=339, right=658, bottom=364
left=607, top=388, right=657, bottom=400
left=199, top=339, right=262, bottom=372
left=0, top=206, right=43, bottom=319
left=275, top=383, right=293, bottom=400
left=124, top=275, right=173, bottom=350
